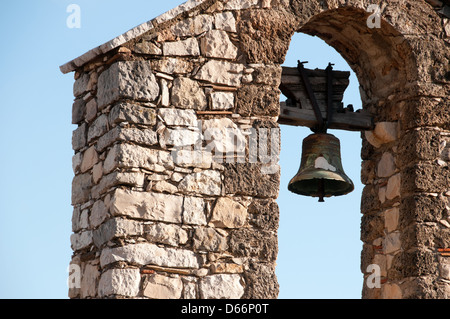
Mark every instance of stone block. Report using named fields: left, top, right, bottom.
left=143, top=274, right=183, bottom=299
left=109, top=102, right=157, bottom=126
left=162, top=38, right=200, bottom=56
left=72, top=99, right=86, bottom=124
left=85, top=98, right=97, bottom=122
left=80, top=263, right=99, bottom=298
left=229, top=228, right=277, bottom=261
left=70, top=230, right=93, bottom=251
left=170, top=14, right=214, bottom=37
left=109, top=188, right=183, bottom=223
left=400, top=195, right=446, bottom=227
left=223, top=163, right=279, bottom=198
left=210, top=92, right=234, bottom=110
left=402, top=163, right=450, bottom=193
left=215, top=12, right=237, bottom=32
left=144, top=223, right=188, bottom=247
left=72, top=123, right=87, bottom=151
left=97, top=61, right=160, bottom=109
left=361, top=212, right=384, bottom=243
left=103, top=143, right=173, bottom=174
left=73, top=72, right=89, bottom=97
left=193, top=227, right=228, bottom=252
left=178, top=170, right=221, bottom=196
left=72, top=173, right=92, bottom=205
left=377, top=152, right=395, bottom=178
left=241, top=261, right=278, bottom=299
left=98, top=268, right=140, bottom=297
left=236, top=85, right=280, bottom=116
left=247, top=199, right=279, bottom=231
left=90, top=200, right=108, bottom=228
left=91, top=171, right=145, bottom=199
left=87, top=114, right=108, bottom=143
left=171, top=77, right=207, bottom=109
left=397, top=129, right=440, bottom=168
left=199, top=274, right=244, bottom=299
left=183, top=196, right=207, bottom=225
left=158, top=108, right=197, bottom=127
left=210, top=197, right=247, bottom=228
left=200, top=30, right=238, bottom=60
left=194, top=60, right=243, bottom=87
left=80, top=146, right=98, bottom=173
left=100, top=243, right=200, bottom=269
left=93, top=217, right=142, bottom=248
left=386, top=173, right=401, bottom=200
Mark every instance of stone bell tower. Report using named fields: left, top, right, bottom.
left=61, top=0, right=450, bottom=299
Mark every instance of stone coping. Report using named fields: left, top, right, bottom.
left=59, top=0, right=207, bottom=74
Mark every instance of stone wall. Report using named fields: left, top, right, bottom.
left=64, top=0, right=450, bottom=299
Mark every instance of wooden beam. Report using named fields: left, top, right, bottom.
left=278, top=102, right=374, bottom=131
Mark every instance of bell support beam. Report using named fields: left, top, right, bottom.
left=278, top=102, right=374, bottom=132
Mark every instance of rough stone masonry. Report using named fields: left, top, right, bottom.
left=61, top=0, right=450, bottom=299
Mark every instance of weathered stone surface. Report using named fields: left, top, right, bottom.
left=103, top=143, right=173, bottom=174
left=80, top=146, right=98, bottom=173
left=72, top=123, right=87, bottom=151
left=210, top=197, right=247, bottom=228
left=90, top=200, right=108, bottom=228
left=87, top=114, right=109, bottom=143
left=201, top=118, right=246, bottom=154
left=70, top=230, right=93, bottom=251
left=365, top=122, right=399, bottom=148
left=397, top=129, right=440, bottom=168
left=224, top=0, right=258, bottom=10
left=402, top=163, right=450, bottom=193
left=229, top=228, right=277, bottom=261
left=85, top=98, right=97, bottom=122
left=80, top=263, right=99, bottom=298
left=133, top=41, right=162, bottom=55
left=98, top=268, right=140, bottom=297
left=91, top=171, right=145, bottom=199
left=400, top=195, right=446, bottom=227
left=385, top=207, right=400, bottom=233
left=170, top=14, right=214, bottom=37
left=385, top=231, right=401, bottom=254
left=97, top=126, right=157, bottom=152
left=386, top=173, right=401, bottom=200
left=109, top=102, right=156, bottom=126
left=161, top=128, right=202, bottom=147
left=178, top=170, right=221, bottom=196
left=236, top=85, right=280, bottom=116
left=97, top=61, right=160, bottom=109
left=93, top=217, right=142, bottom=248
left=109, top=188, right=183, bottom=222
left=215, top=12, right=237, bottom=32
left=377, top=152, right=395, bottom=178
left=200, top=30, right=238, bottom=60
left=247, top=199, right=279, bottom=231
left=73, top=73, right=89, bottom=97
left=72, top=99, right=85, bottom=124
left=163, top=38, right=200, bottom=56
left=242, top=261, right=279, bottom=299
left=194, top=60, right=243, bottom=87
left=193, top=227, right=228, bottom=252
left=171, top=77, right=207, bottom=109
left=158, top=108, right=197, bottom=127
left=143, top=274, right=183, bottom=299
left=172, top=149, right=212, bottom=169
left=210, top=92, right=234, bottom=110
left=144, top=223, right=188, bottom=247
left=183, top=196, right=207, bottom=225
left=223, top=163, right=279, bottom=198
left=72, top=173, right=92, bottom=205
left=100, top=243, right=200, bottom=268
left=199, top=274, right=244, bottom=299
left=151, top=58, right=193, bottom=74
left=238, top=9, right=295, bottom=64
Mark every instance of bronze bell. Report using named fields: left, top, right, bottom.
left=288, top=133, right=354, bottom=202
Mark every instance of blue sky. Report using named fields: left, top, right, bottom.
left=0, top=1, right=364, bottom=298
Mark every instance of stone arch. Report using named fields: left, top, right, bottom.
left=62, top=0, right=450, bottom=299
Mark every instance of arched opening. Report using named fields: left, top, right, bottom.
left=277, top=32, right=364, bottom=298
left=275, top=6, right=417, bottom=298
